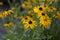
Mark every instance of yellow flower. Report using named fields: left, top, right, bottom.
left=23, top=20, right=37, bottom=29
left=0, top=2, right=3, bottom=5
left=0, top=13, right=4, bottom=18
left=1, top=10, right=14, bottom=18
left=21, top=16, right=37, bottom=29
left=29, top=15, right=34, bottom=19
left=28, top=10, right=34, bottom=14
left=39, top=15, right=51, bottom=28
left=2, top=11, right=9, bottom=17
left=21, top=16, right=32, bottom=24
left=3, top=22, right=14, bottom=27
left=53, top=11, right=60, bottom=18
left=44, top=4, right=49, bottom=10
left=21, top=1, right=32, bottom=8
left=21, top=3, right=26, bottom=8
left=48, top=6, right=56, bottom=12
left=33, top=5, right=46, bottom=13
left=37, top=12, right=48, bottom=18
left=7, top=10, right=14, bottom=14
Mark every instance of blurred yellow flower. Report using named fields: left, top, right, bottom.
left=0, top=10, right=14, bottom=18
left=3, top=22, right=14, bottom=27
left=2, top=11, right=9, bottom=17
left=21, top=1, right=32, bottom=8
left=53, top=11, right=60, bottom=18
left=21, top=16, right=32, bottom=24
left=37, top=12, right=48, bottom=18
left=29, top=15, right=34, bottom=19
left=0, top=13, right=4, bottom=18
left=23, top=20, right=37, bottom=29
left=39, top=15, right=51, bottom=28
left=28, top=10, right=34, bottom=14
left=48, top=6, right=56, bottom=12
left=7, top=10, right=14, bottom=14
left=21, top=16, right=37, bottom=29
left=44, top=4, right=49, bottom=10
left=33, top=5, right=46, bottom=13
left=21, top=3, right=26, bottom=8
left=0, top=2, right=3, bottom=5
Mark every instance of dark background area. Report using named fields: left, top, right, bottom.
left=0, top=0, right=22, bottom=11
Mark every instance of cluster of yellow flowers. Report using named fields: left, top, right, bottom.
left=33, top=5, right=56, bottom=28
left=1, top=0, right=60, bottom=30
left=20, top=0, right=59, bottom=30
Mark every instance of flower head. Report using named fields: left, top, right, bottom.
left=53, top=11, right=60, bottom=18
left=39, top=15, right=51, bottom=28
left=48, top=6, right=56, bottom=12
left=23, top=20, right=37, bottom=29
left=3, top=22, right=14, bottom=27
left=21, top=16, right=37, bottom=29
left=33, top=5, right=46, bottom=13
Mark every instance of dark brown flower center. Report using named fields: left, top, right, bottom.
left=25, top=17, right=28, bottom=19
left=42, top=13, right=45, bottom=15
left=50, top=8, right=53, bottom=9
left=55, top=14, right=58, bottom=16
left=7, top=21, right=10, bottom=24
left=44, top=5, right=46, bottom=7
left=39, top=7, right=43, bottom=10
left=28, top=21, right=32, bottom=24
left=44, top=19, right=47, bottom=21
left=30, top=15, right=33, bottom=18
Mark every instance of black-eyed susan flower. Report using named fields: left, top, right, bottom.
left=48, top=6, right=56, bottom=12
left=7, top=10, right=14, bottom=14
left=37, top=12, right=48, bottom=18
left=44, top=4, right=49, bottom=10
left=29, top=15, right=34, bottom=19
left=39, top=15, right=51, bottom=28
left=21, top=16, right=37, bottom=29
left=23, top=20, right=37, bottom=29
left=21, top=1, right=32, bottom=8
left=33, top=5, right=46, bottom=13
left=21, top=16, right=32, bottom=24
left=2, top=11, right=8, bottom=17
left=3, top=22, right=14, bottom=27
left=53, top=11, right=60, bottom=18
left=1, top=10, right=14, bottom=18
